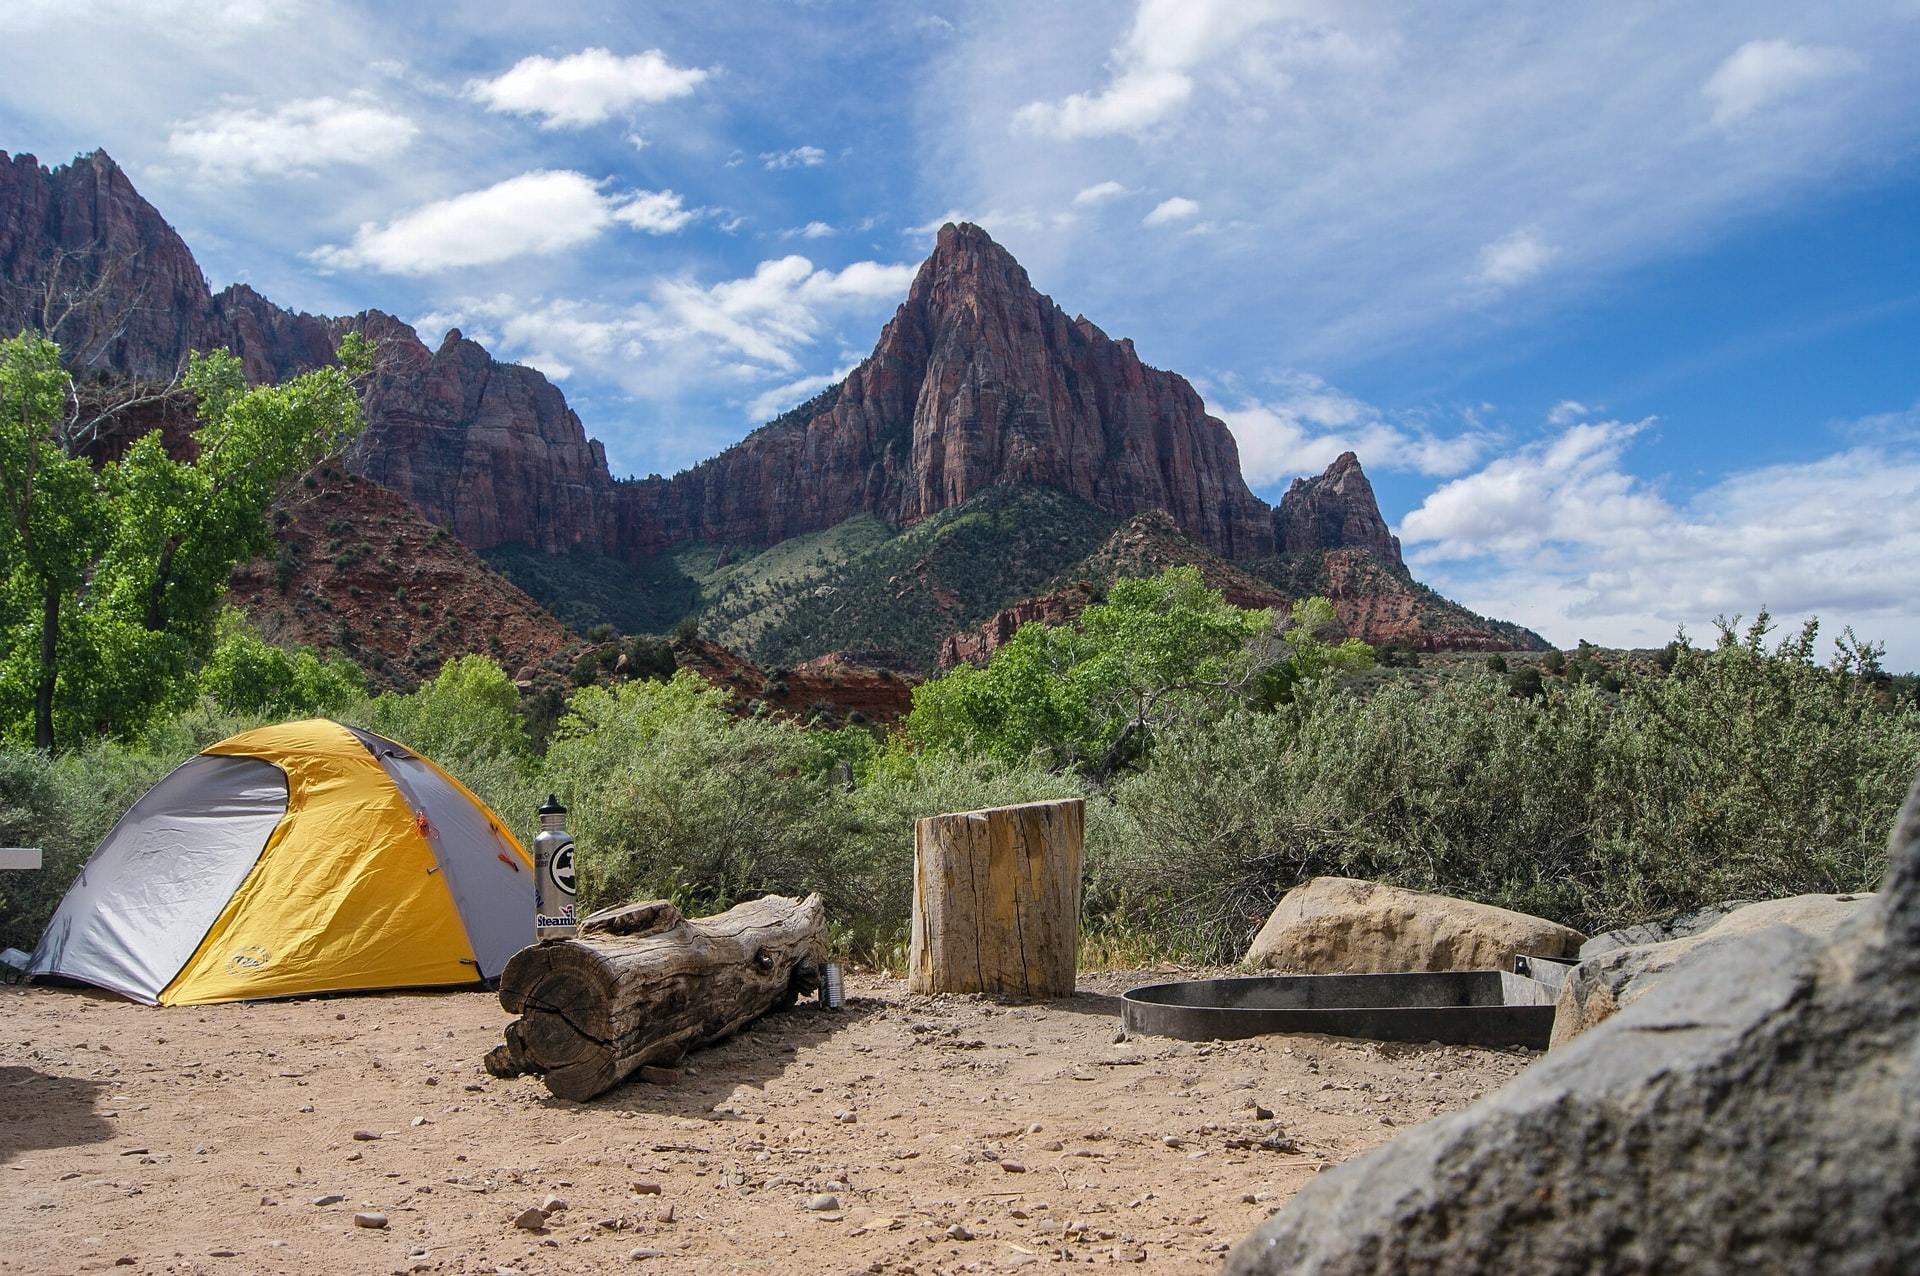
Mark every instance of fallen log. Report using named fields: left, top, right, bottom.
left=485, top=892, right=828, bottom=1100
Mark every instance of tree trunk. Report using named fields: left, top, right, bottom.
left=486, top=893, right=828, bottom=1101
left=34, top=584, right=58, bottom=751
left=909, top=798, right=1084, bottom=998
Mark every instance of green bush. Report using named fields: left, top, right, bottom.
left=544, top=673, right=851, bottom=920
left=1097, top=618, right=1919, bottom=961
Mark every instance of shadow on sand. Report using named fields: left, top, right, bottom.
left=0, top=1065, right=115, bottom=1163
left=534, top=998, right=885, bottom=1118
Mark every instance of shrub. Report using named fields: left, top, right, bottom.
left=544, top=673, right=851, bottom=920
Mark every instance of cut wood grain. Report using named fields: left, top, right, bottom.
left=486, top=892, right=827, bottom=1100
left=909, top=798, right=1083, bottom=998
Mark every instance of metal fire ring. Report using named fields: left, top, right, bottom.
left=1120, top=970, right=1557, bottom=1050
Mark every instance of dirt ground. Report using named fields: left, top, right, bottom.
left=0, top=971, right=1533, bottom=1275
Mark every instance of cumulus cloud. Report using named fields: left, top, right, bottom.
left=1215, top=371, right=1493, bottom=486
left=1703, top=39, right=1860, bottom=127
left=1143, top=195, right=1200, bottom=226
left=1072, top=180, right=1130, bottom=207
left=166, top=95, right=416, bottom=178
left=420, top=256, right=915, bottom=418
left=761, top=145, right=828, bottom=169
left=1014, top=0, right=1284, bottom=139
left=312, top=170, right=693, bottom=273
left=1474, top=228, right=1557, bottom=288
left=1399, top=416, right=1920, bottom=661
left=613, top=188, right=696, bottom=234
left=467, top=47, right=707, bottom=128
left=744, top=364, right=857, bottom=422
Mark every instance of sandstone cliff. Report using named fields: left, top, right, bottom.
left=619, top=223, right=1277, bottom=558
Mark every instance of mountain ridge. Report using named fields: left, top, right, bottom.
left=1, top=146, right=1539, bottom=660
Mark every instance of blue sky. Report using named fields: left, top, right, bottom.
left=2, top=1, right=1917, bottom=662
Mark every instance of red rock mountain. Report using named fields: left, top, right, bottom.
left=1, top=148, right=1545, bottom=659
left=2, top=150, right=1412, bottom=568
left=617, top=222, right=1277, bottom=558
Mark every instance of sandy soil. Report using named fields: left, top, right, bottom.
left=0, top=971, right=1533, bottom=1275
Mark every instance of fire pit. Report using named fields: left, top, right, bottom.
left=1121, top=970, right=1557, bottom=1050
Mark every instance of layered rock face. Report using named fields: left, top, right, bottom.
left=1273, top=451, right=1403, bottom=566
left=0, top=150, right=619, bottom=554
left=1, top=153, right=1403, bottom=571
left=619, top=223, right=1279, bottom=558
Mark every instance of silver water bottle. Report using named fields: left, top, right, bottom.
left=533, top=794, right=578, bottom=941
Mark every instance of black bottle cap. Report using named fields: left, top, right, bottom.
left=538, top=794, right=567, bottom=815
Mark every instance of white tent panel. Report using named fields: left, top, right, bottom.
left=27, top=755, right=288, bottom=1003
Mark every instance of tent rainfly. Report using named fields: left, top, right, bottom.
left=27, top=720, right=533, bottom=1005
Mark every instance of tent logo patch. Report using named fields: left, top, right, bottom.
left=548, top=845, right=576, bottom=896
left=225, top=945, right=273, bottom=975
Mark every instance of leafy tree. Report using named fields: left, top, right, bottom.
left=0, top=331, right=370, bottom=747
left=196, top=608, right=365, bottom=718
left=1249, top=596, right=1377, bottom=710
left=907, top=567, right=1277, bottom=776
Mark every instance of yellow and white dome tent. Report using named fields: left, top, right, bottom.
left=27, top=720, right=534, bottom=1005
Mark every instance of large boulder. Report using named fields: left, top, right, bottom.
left=1244, top=877, right=1583, bottom=974
left=1550, top=892, right=1872, bottom=1047
left=1577, top=900, right=1755, bottom=958
left=1224, top=776, right=1920, bottom=1276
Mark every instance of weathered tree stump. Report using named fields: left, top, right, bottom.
left=485, top=893, right=827, bottom=1100
left=909, top=798, right=1084, bottom=997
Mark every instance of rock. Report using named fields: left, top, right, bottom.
left=1245, top=877, right=1583, bottom=974
left=311, top=1194, right=345, bottom=1206
left=1551, top=893, right=1871, bottom=1047
left=1224, top=774, right=1920, bottom=1275
left=352, top=1212, right=387, bottom=1230
left=350, top=1130, right=381, bottom=1142
left=1577, top=901, right=1757, bottom=958
left=631, top=1182, right=663, bottom=1196
left=637, top=1065, right=683, bottom=1086
left=1273, top=452, right=1403, bottom=566
left=629, top=1250, right=664, bottom=1261
left=806, top=1194, right=842, bottom=1212
left=947, top=1223, right=975, bottom=1241
left=1000, top=1159, right=1028, bottom=1173
left=540, top=1195, right=567, bottom=1214
left=512, top=1207, right=548, bottom=1231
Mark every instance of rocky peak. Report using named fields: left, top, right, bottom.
left=1274, top=451, right=1403, bottom=567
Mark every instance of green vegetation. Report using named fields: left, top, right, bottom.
left=482, top=488, right=1119, bottom=669
left=3, top=520, right=1915, bottom=975
left=0, top=331, right=370, bottom=748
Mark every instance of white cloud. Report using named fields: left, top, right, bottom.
left=1703, top=39, right=1860, bottom=127
left=1143, top=195, right=1200, bottom=226
left=1072, top=180, right=1129, bottom=206
left=1014, top=0, right=1285, bottom=139
left=1399, top=417, right=1920, bottom=662
left=1474, top=228, right=1557, bottom=288
left=744, top=364, right=857, bottom=422
left=782, top=221, right=836, bottom=239
left=1216, top=371, right=1493, bottom=486
left=166, top=95, right=416, bottom=179
left=926, top=4, right=1920, bottom=370
left=613, top=189, right=695, bottom=234
left=1546, top=400, right=1590, bottom=426
left=312, top=170, right=693, bottom=273
left=762, top=145, right=827, bottom=170
left=421, top=256, right=916, bottom=417
left=467, top=47, right=707, bottom=128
